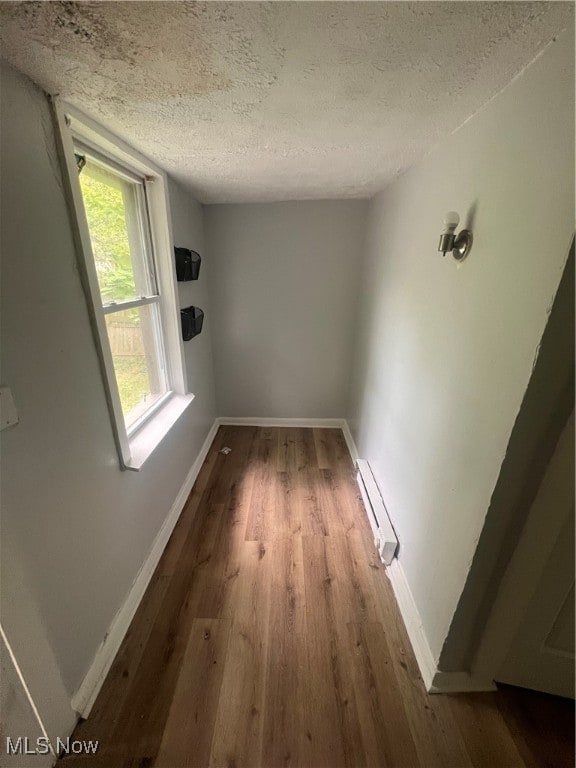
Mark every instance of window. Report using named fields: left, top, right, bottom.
left=76, top=150, right=169, bottom=432
left=55, top=104, right=193, bottom=470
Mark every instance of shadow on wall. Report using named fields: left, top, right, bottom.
left=439, top=239, right=575, bottom=673
left=464, top=200, right=478, bottom=232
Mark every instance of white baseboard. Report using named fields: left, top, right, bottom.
left=385, top=559, right=438, bottom=691
left=217, top=416, right=344, bottom=428
left=341, top=419, right=359, bottom=463
left=71, top=419, right=219, bottom=718
left=429, top=670, right=496, bottom=693
left=385, top=559, right=496, bottom=694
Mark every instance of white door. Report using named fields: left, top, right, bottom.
left=495, top=409, right=575, bottom=698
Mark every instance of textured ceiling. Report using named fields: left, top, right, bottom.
left=0, top=2, right=572, bottom=202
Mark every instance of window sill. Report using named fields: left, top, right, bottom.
left=124, top=393, right=195, bottom=471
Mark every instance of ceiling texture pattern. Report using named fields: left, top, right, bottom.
left=0, top=1, right=572, bottom=202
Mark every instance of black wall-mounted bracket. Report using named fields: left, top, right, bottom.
left=174, top=247, right=201, bottom=281
left=181, top=306, right=204, bottom=340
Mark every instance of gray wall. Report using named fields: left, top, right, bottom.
left=348, top=29, right=575, bottom=664
left=0, top=632, right=53, bottom=768
left=205, top=200, right=367, bottom=418
left=170, top=176, right=217, bottom=410
left=0, top=62, right=216, bottom=734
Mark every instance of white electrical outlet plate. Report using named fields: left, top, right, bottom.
left=0, top=387, right=19, bottom=431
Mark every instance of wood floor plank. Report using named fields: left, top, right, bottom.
left=275, top=468, right=301, bottom=539
left=295, top=474, right=327, bottom=536
left=274, top=428, right=303, bottom=538
left=275, top=427, right=296, bottom=473
left=156, top=425, right=227, bottom=576
left=98, top=507, right=226, bottom=761
left=294, top=427, right=318, bottom=472
left=245, top=427, right=279, bottom=541
left=448, top=692, right=527, bottom=768
left=495, top=683, right=575, bottom=768
left=301, top=534, right=365, bottom=768
left=348, top=621, right=421, bottom=768
left=348, top=529, right=474, bottom=767
left=261, top=536, right=307, bottom=767
left=324, top=532, right=381, bottom=624
left=60, top=427, right=573, bottom=768
left=292, top=429, right=330, bottom=537
left=154, top=618, right=232, bottom=768
left=321, top=429, right=370, bottom=536
left=208, top=539, right=272, bottom=768
left=322, top=465, right=369, bottom=535
left=313, top=427, right=332, bottom=469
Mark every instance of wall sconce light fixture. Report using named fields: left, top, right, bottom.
left=438, top=211, right=473, bottom=261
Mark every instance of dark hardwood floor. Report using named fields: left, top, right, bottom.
left=60, top=426, right=575, bottom=768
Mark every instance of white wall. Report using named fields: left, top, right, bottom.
left=0, top=62, right=216, bottom=733
left=348, top=29, right=574, bottom=665
left=205, top=201, right=367, bottom=418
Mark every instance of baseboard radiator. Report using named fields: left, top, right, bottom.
left=356, top=459, right=398, bottom=565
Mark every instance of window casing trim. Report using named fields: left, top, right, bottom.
left=52, top=98, right=190, bottom=470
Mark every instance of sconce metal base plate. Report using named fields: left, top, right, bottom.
left=452, top=230, right=473, bottom=261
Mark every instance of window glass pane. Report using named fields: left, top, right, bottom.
left=105, top=305, right=168, bottom=429
left=77, top=156, right=156, bottom=304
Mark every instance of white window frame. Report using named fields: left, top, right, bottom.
left=53, top=99, right=193, bottom=471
